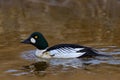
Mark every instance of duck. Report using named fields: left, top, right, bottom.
left=21, top=32, right=105, bottom=58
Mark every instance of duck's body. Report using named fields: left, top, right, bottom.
left=21, top=32, right=104, bottom=58
left=35, top=44, right=99, bottom=58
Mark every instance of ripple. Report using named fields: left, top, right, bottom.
left=21, top=49, right=120, bottom=69
left=5, top=48, right=120, bottom=77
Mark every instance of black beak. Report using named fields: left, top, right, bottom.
left=21, top=38, right=31, bottom=44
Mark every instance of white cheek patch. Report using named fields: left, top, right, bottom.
left=30, top=38, right=36, bottom=44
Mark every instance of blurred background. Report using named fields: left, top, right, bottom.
left=0, top=0, right=120, bottom=46
left=0, top=0, right=120, bottom=80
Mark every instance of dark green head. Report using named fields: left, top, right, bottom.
left=21, top=32, right=49, bottom=50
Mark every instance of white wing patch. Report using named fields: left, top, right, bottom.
left=49, top=47, right=85, bottom=58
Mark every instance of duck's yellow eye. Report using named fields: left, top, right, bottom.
left=34, top=36, right=38, bottom=39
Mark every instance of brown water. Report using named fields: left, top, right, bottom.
left=0, top=0, right=120, bottom=80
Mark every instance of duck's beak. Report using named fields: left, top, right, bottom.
left=21, top=38, right=31, bottom=44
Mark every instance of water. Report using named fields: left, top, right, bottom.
left=0, top=0, right=120, bottom=80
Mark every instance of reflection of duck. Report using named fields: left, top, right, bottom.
left=23, top=62, right=48, bottom=71
left=21, top=32, right=105, bottom=58
left=22, top=61, right=48, bottom=76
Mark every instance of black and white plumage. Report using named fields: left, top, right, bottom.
left=21, top=32, right=105, bottom=59
left=35, top=44, right=100, bottom=58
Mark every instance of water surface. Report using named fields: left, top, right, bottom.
left=0, top=0, right=120, bottom=80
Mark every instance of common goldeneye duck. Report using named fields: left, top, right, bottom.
left=21, top=32, right=103, bottom=58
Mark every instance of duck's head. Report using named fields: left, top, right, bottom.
left=21, top=32, right=48, bottom=50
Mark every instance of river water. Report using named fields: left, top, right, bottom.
left=0, top=0, right=120, bottom=80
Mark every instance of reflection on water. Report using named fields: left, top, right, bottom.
left=0, top=0, right=120, bottom=80
left=21, top=49, right=120, bottom=67
left=5, top=61, right=48, bottom=77
left=5, top=48, right=120, bottom=77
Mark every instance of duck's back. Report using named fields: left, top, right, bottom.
left=46, top=44, right=99, bottom=58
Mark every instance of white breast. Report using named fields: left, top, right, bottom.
left=35, top=49, right=46, bottom=57
left=35, top=49, right=53, bottom=58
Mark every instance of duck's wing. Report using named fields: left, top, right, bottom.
left=46, top=44, right=98, bottom=58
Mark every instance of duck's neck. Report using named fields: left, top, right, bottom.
left=36, top=45, right=48, bottom=50
left=34, top=39, right=49, bottom=50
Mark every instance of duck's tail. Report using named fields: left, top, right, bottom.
left=96, top=53, right=112, bottom=58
